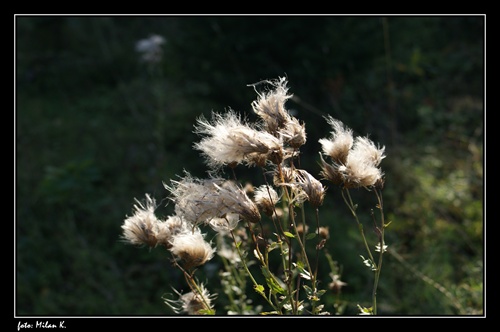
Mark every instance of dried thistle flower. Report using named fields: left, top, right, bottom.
left=250, top=77, right=292, bottom=135
left=121, top=194, right=161, bottom=248
left=208, top=213, right=240, bottom=233
left=169, top=229, right=215, bottom=270
left=275, top=168, right=326, bottom=207
left=214, top=180, right=262, bottom=224
left=253, top=185, right=281, bottom=217
left=350, top=136, right=386, bottom=168
left=281, top=115, right=307, bottom=149
left=319, top=116, right=353, bottom=165
left=193, top=110, right=283, bottom=169
left=165, top=173, right=261, bottom=227
left=250, top=77, right=306, bottom=149
left=273, top=165, right=295, bottom=186
left=319, top=117, right=386, bottom=189
left=154, top=221, right=173, bottom=249
left=295, top=169, right=326, bottom=208
left=340, top=158, right=383, bottom=188
left=337, top=136, right=386, bottom=188
left=156, top=215, right=191, bottom=249
left=164, top=283, right=216, bottom=315
left=319, top=153, right=344, bottom=186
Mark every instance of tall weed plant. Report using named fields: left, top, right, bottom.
left=121, top=76, right=389, bottom=315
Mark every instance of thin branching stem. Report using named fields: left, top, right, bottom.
left=342, top=188, right=376, bottom=266
left=173, top=260, right=213, bottom=313
left=229, top=228, right=280, bottom=313
left=342, top=187, right=386, bottom=314
left=371, top=186, right=386, bottom=315
left=314, top=207, right=321, bottom=280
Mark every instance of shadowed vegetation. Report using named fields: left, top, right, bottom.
left=16, top=15, right=484, bottom=316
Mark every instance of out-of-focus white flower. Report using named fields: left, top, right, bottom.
left=328, top=272, right=347, bottom=294
left=135, top=34, right=166, bottom=63
left=375, top=242, right=388, bottom=253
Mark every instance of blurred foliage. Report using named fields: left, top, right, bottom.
left=15, top=15, right=484, bottom=316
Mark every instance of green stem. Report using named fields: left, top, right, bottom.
left=174, top=261, right=213, bottom=313
left=342, top=188, right=376, bottom=266
left=229, top=229, right=280, bottom=313
left=371, top=187, right=386, bottom=315
left=342, top=187, right=384, bottom=315
left=314, top=207, right=321, bottom=279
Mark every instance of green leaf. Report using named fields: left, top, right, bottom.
left=268, top=278, right=285, bottom=295
left=254, top=284, right=265, bottom=297
left=306, top=232, right=317, bottom=240
left=293, top=262, right=311, bottom=280
left=360, top=255, right=376, bottom=271
left=198, top=308, right=215, bottom=315
left=261, top=266, right=285, bottom=295
left=283, top=231, right=295, bottom=238
left=261, top=266, right=272, bottom=279
left=260, top=311, right=280, bottom=315
left=357, top=304, right=373, bottom=315
left=303, top=284, right=313, bottom=296
left=268, top=241, right=279, bottom=252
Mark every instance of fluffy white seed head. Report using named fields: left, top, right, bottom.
left=295, top=169, right=326, bottom=208
left=250, top=77, right=307, bottom=149
left=251, top=77, right=292, bottom=135
left=193, top=110, right=283, bottom=169
left=280, top=116, right=307, bottom=149
left=208, top=213, right=240, bottom=233
left=165, top=173, right=261, bottom=227
left=253, top=185, right=280, bottom=217
left=351, top=136, right=386, bottom=167
left=121, top=194, right=161, bottom=248
left=319, top=117, right=386, bottom=189
left=169, top=230, right=215, bottom=270
left=164, top=283, right=216, bottom=315
left=319, top=116, right=354, bottom=165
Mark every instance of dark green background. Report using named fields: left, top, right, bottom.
left=15, top=15, right=484, bottom=316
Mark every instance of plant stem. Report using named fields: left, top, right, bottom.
left=371, top=187, right=386, bottom=315
left=342, top=188, right=377, bottom=266
left=342, top=188, right=380, bottom=314
left=229, top=229, right=280, bottom=313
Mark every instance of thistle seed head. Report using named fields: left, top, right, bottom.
left=121, top=194, right=161, bottom=248
left=193, top=110, right=283, bottom=169
left=169, top=230, right=215, bottom=270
